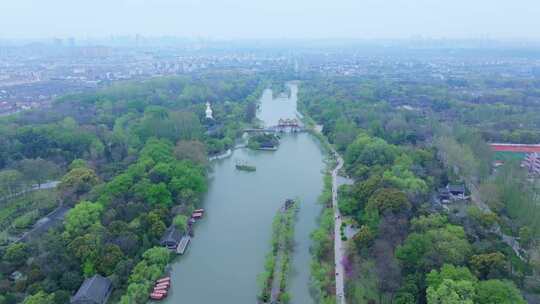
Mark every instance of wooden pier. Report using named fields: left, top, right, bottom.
left=176, top=236, right=191, bottom=255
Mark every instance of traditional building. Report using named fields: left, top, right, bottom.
left=438, top=184, right=466, bottom=203
left=160, top=226, right=183, bottom=250
left=71, top=275, right=112, bottom=304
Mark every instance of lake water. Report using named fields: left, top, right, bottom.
left=163, top=84, right=325, bottom=304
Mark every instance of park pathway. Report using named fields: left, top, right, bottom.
left=331, top=151, right=346, bottom=304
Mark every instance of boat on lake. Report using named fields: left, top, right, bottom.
left=150, top=277, right=171, bottom=300
left=235, top=160, right=256, bottom=172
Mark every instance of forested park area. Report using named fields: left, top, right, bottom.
left=0, top=72, right=265, bottom=303
left=298, top=74, right=540, bottom=304
left=1, top=56, right=540, bottom=304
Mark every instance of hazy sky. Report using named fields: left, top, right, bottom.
left=1, top=0, right=539, bottom=39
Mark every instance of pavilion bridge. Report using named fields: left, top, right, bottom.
left=244, top=118, right=304, bottom=134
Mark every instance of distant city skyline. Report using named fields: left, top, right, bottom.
left=1, top=0, right=540, bottom=40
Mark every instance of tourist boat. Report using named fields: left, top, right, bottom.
left=150, top=292, right=166, bottom=300
left=153, top=289, right=168, bottom=295
left=154, top=282, right=170, bottom=288
left=192, top=212, right=203, bottom=219
left=235, top=164, right=256, bottom=171
left=155, top=282, right=170, bottom=288
left=156, top=277, right=170, bottom=284
left=235, top=160, right=256, bottom=172
left=154, top=285, right=168, bottom=291
left=194, top=208, right=205, bottom=214
left=256, top=145, right=278, bottom=151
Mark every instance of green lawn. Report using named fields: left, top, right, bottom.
left=494, top=151, right=526, bottom=162
left=0, top=189, right=59, bottom=237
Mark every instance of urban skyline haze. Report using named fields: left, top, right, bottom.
left=1, top=0, right=539, bottom=40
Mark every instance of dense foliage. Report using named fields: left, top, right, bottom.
left=298, top=75, right=535, bottom=303
left=0, top=73, right=263, bottom=303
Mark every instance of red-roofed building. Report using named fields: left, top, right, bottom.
left=490, top=143, right=540, bottom=153
left=490, top=143, right=540, bottom=176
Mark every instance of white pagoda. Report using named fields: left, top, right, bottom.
left=205, top=102, right=213, bottom=119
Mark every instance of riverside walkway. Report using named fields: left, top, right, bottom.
left=313, top=123, right=347, bottom=304
left=331, top=153, right=346, bottom=304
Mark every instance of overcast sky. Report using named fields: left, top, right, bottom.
left=1, top=0, right=539, bottom=40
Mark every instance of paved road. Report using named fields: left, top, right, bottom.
left=331, top=152, right=346, bottom=304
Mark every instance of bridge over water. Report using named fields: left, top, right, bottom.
left=244, top=118, right=305, bottom=133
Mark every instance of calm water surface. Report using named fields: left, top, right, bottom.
left=163, top=84, right=324, bottom=304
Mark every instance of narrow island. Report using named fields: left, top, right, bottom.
left=257, top=199, right=298, bottom=304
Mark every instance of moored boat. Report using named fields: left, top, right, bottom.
left=155, top=282, right=170, bottom=288
left=150, top=292, right=166, bottom=300
left=235, top=160, right=256, bottom=171
left=150, top=277, right=171, bottom=300
left=156, top=277, right=170, bottom=284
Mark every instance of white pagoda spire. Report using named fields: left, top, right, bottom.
left=205, top=102, right=213, bottom=119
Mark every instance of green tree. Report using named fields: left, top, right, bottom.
left=410, top=214, right=448, bottom=232
left=58, top=166, right=99, bottom=201
left=120, top=282, right=150, bottom=304
left=345, top=133, right=399, bottom=168
left=365, top=188, right=411, bottom=215
left=333, top=118, right=358, bottom=151
left=146, top=183, right=172, bottom=206
left=149, top=163, right=172, bottom=183
left=474, top=280, right=526, bottom=304
left=139, top=138, right=174, bottom=164
left=68, top=233, right=101, bottom=263
left=69, top=159, right=88, bottom=170
left=382, top=155, right=427, bottom=194
left=4, top=243, right=29, bottom=265
left=64, top=201, right=103, bottom=238
left=426, top=264, right=477, bottom=288
left=142, top=246, right=170, bottom=266
left=426, top=279, right=475, bottom=304
left=469, top=252, right=506, bottom=280
left=98, top=244, right=125, bottom=275
left=173, top=214, right=188, bottom=233
left=17, top=158, right=60, bottom=187
left=22, top=291, right=55, bottom=304
left=141, top=212, right=167, bottom=241
left=0, top=169, right=24, bottom=196
left=397, top=222, right=471, bottom=272
left=105, top=173, right=134, bottom=198
left=353, top=225, right=374, bottom=250
left=168, top=161, right=207, bottom=202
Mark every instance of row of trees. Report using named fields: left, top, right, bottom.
left=0, top=159, right=60, bottom=198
